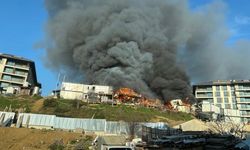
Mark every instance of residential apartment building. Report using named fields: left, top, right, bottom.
left=0, top=53, right=41, bottom=95
left=193, top=80, right=250, bottom=123
left=60, top=82, right=113, bottom=102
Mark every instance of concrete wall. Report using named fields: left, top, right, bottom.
left=60, top=90, right=84, bottom=100
left=60, top=82, right=113, bottom=101
left=202, top=103, right=221, bottom=114
left=61, top=82, right=84, bottom=92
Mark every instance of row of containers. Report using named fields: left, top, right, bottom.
left=0, top=111, right=168, bottom=135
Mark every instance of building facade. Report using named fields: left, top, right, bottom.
left=193, top=80, right=250, bottom=123
left=0, top=53, right=41, bottom=95
left=60, top=82, right=113, bottom=102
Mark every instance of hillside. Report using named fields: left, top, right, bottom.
left=0, top=127, right=93, bottom=150
left=0, top=95, right=193, bottom=126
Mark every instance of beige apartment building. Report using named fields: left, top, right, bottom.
left=0, top=53, right=41, bottom=95
left=193, top=80, right=250, bottom=122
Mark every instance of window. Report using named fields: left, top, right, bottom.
left=4, top=67, right=13, bottom=73
left=224, top=91, right=228, bottom=97
left=239, top=92, right=244, bottom=96
left=224, top=98, right=229, bottom=103
left=207, top=93, right=213, bottom=97
left=2, top=75, right=11, bottom=80
left=204, top=99, right=213, bottom=103
left=216, top=104, right=222, bottom=108
left=216, top=92, right=220, bottom=97
left=232, top=104, right=237, bottom=109
left=0, top=82, right=9, bottom=87
left=245, top=98, right=250, bottom=102
left=12, top=77, right=24, bottom=82
left=238, top=85, right=243, bottom=89
left=222, top=86, right=227, bottom=90
left=216, top=86, right=220, bottom=91
left=232, top=97, right=236, bottom=103
left=217, top=98, right=222, bottom=103
left=240, top=98, right=245, bottom=102
left=6, top=61, right=15, bottom=66
left=225, top=104, right=231, bottom=109
left=231, top=91, right=235, bottom=96
left=15, top=70, right=27, bottom=75
left=207, top=87, right=212, bottom=91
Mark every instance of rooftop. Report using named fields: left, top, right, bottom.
left=0, top=53, right=34, bottom=63
left=193, top=80, right=250, bottom=86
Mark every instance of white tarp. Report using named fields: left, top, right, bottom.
left=0, top=111, right=15, bottom=126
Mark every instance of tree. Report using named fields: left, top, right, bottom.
left=208, top=117, right=246, bottom=139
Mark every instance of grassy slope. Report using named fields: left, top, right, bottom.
left=0, top=96, right=193, bottom=125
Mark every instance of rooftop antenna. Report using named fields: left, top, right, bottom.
left=55, top=72, right=61, bottom=90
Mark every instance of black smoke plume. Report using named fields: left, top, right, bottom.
left=43, top=0, right=250, bottom=101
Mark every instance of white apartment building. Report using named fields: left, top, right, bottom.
left=193, top=80, right=250, bottom=123
left=0, top=53, right=41, bottom=95
left=60, top=82, right=113, bottom=102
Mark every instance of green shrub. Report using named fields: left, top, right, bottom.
left=49, top=139, right=64, bottom=150
left=54, top=106, right=70, bottom=113
left=25, top=105, right=31, bottom=113
left=32, top=94, right=43, bottom=100
left=44, top=99, right=58, bottom=107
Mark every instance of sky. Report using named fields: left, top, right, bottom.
left=0, top=0, right=250, bottom=95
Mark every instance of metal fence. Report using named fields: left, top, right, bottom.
left=16, top=112, right=168, bottom=135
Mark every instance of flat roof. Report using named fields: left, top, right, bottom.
left=0, top=53, right=34, bottom=63
left=193, top=80, right=250, bottom=86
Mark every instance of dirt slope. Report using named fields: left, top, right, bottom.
left=0, top=127, right=82, bottom=150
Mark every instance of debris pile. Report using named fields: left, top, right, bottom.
left=165, top=99, right=192, bottom=113
left=114, top=88, right=141, bottom=104
left=114, top=88, right=162, bottom=108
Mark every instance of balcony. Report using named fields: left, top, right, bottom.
left=237, top=101, right=250, bottom=104
left=196, top=88, right=213, bottom=92
left=5, top=64, right=29, bottom=70
left=0, top=79, right=23, bottom=85
left=2, top=71, right=27, bottom=78
left=238, top=107, right=250, bottom=110
left=196, top=94, right=213, bottom=98
left=240, top=114, right=250, bottom=117
left=235, top=86, right=250, bottom=91
left=236, top=93, right=250, bottom=98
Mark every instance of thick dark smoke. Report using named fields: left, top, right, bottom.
left=43, top=0, right=250, bottom=101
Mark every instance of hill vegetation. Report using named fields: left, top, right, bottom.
left=0, top=95, right=193, bottom=125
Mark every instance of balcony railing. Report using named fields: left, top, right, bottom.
left=235, top=87, right=250, bottom=91
left=5, top=64, right=29, bottom=70
left=196, top=94, right=213, bottom=98
left=196, top=88, right=213, bottom=92
left=236, top=93, right=250, bottom=97
left=2, top=71, right=27, bottom=77
left=0, top=79, right=23, bottom=85
left=238, top=107, right=250, bottom=110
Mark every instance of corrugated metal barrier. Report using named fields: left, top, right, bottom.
left=16, top=112, right=168, bottom=135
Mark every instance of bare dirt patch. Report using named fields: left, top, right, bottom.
left=0, top=127, right=83, bottom=150
left=31, top=99, right=44, bottom=112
